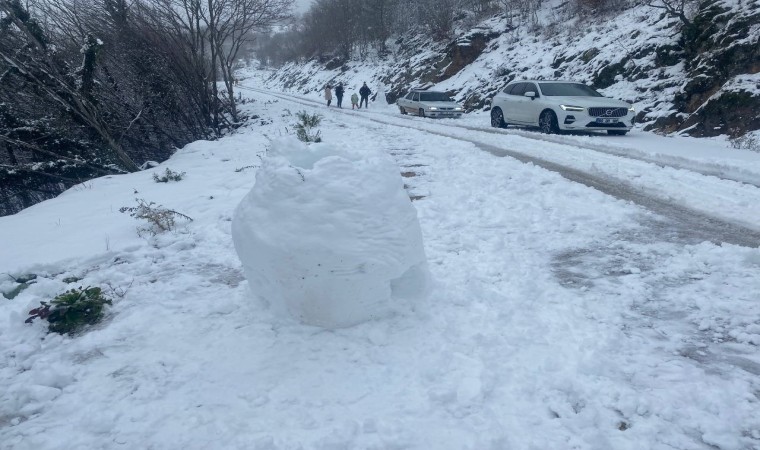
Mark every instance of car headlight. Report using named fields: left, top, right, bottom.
left=560, top=105, right=585, bottom=112
left=454, top=107, right=463, bottom=111
left=428, top=107, right=438, bottom=111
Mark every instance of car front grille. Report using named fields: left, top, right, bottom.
left=584, top=122, right=628, bottom=128
left=588, top=107, right=628, bottom=118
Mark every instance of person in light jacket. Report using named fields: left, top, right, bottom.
left=351, top=93, right=359, bottom=109
left=324, top=85, right=333, bottom=107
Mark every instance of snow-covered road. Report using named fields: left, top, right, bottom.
left=246, top=85, right=760, bottom=247
left=243, top=86, right=760, bottom=185
left=1, top=86, right=759, bottom=450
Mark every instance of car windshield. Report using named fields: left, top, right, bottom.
left=419, top=92, right=453, bottom=102
left=539, top=83, right=603, bottom=97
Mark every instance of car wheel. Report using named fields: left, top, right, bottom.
left=539, top=110, right=560, bottom=134
left=419, top=108, right=425, bottom=117
left=607, top=130, right=628, bottom=136
left=491, top=107, right=506, bottom=128
left=399, top=106, right=407, bottom=115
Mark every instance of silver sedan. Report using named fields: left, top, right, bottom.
left=397, top=90, right=464, bottom=118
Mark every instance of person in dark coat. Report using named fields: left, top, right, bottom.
left=335, top=83, right=345, bottom=108
left=359, top=82, right=371, bottom=109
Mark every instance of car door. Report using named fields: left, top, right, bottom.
left=521, top=82, right=542, bottom=125
left=409, top=92, right=421, bottom=113
left=400, top=93, right=413, bottom=113
left=505, top=83, right=528, bottom=123
left=497, top=83, right=516, bottom=123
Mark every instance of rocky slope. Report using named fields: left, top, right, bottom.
left=262, top=0, right=760, bottom=138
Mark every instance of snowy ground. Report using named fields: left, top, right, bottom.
left=1, top=84, right=760, bottom=450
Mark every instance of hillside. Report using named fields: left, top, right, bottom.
left=261, top=0, right=760, bottom=140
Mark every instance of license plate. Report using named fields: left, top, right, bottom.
left=596, top=118, right=618, bottom=124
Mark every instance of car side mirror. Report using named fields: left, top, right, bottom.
left=524, top=91, right=537, bottom=99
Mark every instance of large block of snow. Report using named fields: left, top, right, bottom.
left=232, top=137, right=429, bottom=328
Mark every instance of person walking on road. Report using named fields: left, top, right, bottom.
left=324, top=85, right=333, bottom=107
left=359, top=82, right=371, bottom=109
left=351, top=93, right=359, bottom=109
left=335, top=83, right=345, bottom=108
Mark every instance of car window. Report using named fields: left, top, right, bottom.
left=510, top=83, right=526, bottom=96
left=419, top=92, right=452, bottom=102
left=538, top=83, right=603, bottom=97
left=524, top=83, right=539, bottom=97
left=405, top=93, right=414, bottom=100
left=503, top=84, right=515, bottom=94
left=412, top=92, right=420, bottom=102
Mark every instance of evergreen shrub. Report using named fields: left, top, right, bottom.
left=26, top=287, right=112, bottom=334
left=153, top=168, right=186, bottom=183
left=294, top=111, right=323, bottom=143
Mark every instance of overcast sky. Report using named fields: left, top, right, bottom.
left=293, top=0, right=313, bottom=14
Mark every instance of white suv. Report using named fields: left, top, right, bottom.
left=490, top=80, right=634, bottom=135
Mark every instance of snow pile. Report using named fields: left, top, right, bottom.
left=232, top=137, right=429, bottom=328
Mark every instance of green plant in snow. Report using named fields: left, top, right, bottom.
left=294, top=111, right=322, bottom=143
left=153, top=168, right=186, bottom=183
left=26, top=286, right=112, bottom=334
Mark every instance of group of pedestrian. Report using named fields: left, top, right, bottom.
left=324, top=82, right=372, bottom=110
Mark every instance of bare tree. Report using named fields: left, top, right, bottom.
left=419, top=0, right=463, bottom=40
left=1, top=0, right=239, bottom=214
left=645, top=0, right=699, bottom=28
left=362, top=0, right=396, bottom=54
left=210, top=0, right=292, bottom=122
left=148, top=0, right=291, bottom=128
left=147, top=0, right=219, bottom=131
left=0, top=0, right=140, bottom=171
left=495, top=0, right=542, bottom=27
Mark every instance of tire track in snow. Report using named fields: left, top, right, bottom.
left=241, top=86, right=760, bottom=247
left=441, top=123, right=760, bottom=189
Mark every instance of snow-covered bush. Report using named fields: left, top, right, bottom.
left=119, top=199, right=193, bottom=236
left=232, top=137, right=430, bottom=328
left=730, top=131, right=760, bottom=153
left=153, top=168, right=186, bottom=183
